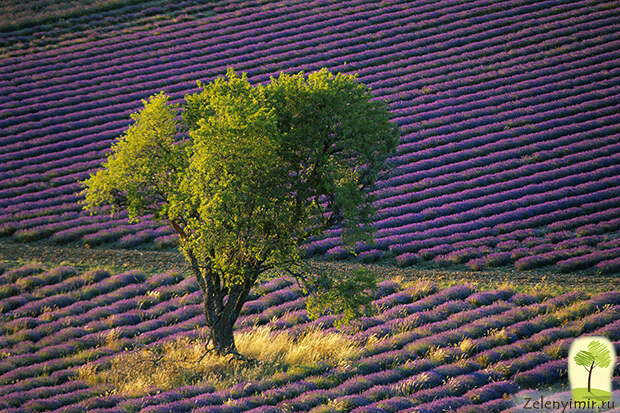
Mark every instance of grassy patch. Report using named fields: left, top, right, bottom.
left=0, top=240, right=187, bottom=277
left=572, top=388, right=611, bottom=402
left=78, top=326, right=362, bottom=396
left=1, top=240, right=616, bottom=294
left=309, top=258, right=617, bottom=295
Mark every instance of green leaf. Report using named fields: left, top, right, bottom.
left=574, top=350, right=595, bottom=367
left=588, top=340, right=611, bottom=368
left=305, top=268, right=377, bottom=329
left=81, top=67, right=399, bottom=331
left=80, top=91, right=186, bottom=222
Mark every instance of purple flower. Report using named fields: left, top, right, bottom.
left=514, top=359, right=567, bottom=387
left=406, top=396, right=471, bottom=413
left=466, top=289, right=514, bottom=306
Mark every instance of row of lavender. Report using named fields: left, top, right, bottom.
left=0, top=262, right=617, bottom=412
left=0, top=0, right=227, bottom=51
left=0, top=0, right=619, bottom=272
left=4, top=1, right=609, bottom=166
left=2, top=2, right=616, bottom=155
left=1, top=3, right=616, bottom=185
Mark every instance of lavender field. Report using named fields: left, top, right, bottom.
left=0, top=1, right=619, bottom=410
left=0, top=261, right=616, bottom=412
left=0, top=0, right=619, bottom=273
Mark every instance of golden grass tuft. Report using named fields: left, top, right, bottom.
left=78, top=326, right=362, bottom=396
left=427, top=345, right=451, bottom=363
left=459, top=338, right=477, bottom=355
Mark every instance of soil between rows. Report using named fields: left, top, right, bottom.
left=0, top=239, right=616, bottom=293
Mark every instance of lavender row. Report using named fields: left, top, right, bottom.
left=0, top=51, right=612, bottom=220
left=0, top=0, right=380, bottom=76
left=391, top=184, right=618, bottom=250
left=0, top=0, right=215, bottom=56
left=0, top=282, right=208, bottom=384
left=389, top=88, right=619, bottom=173
left=390, top=73, right=618, bottom=139
left=374, top=132, right=618, bottom=211
left=463, top=232, right=619, bottom=271
left=1, top=0, right=572, bottom=82
left=10, top=213, right=126, bottom=243
left=3, top=24, right=616, bottom=155
left=332, top=169, right=620, bottom=245
left=0, top=292, right=303, bottom=401
left=312, top=179, right=619, bottom=256
left=376, top=122, right=618, bottom=201
left=13, top=280, right=612, bottom=408
left=379, top=107, right=619, bottom=193
left=330, top=300, right=618, bottom=412
left=2, top=0, right=547, bottom=79
left=83, top=224, right=171, bottom=247
left=0, top=202, right=80, bottom=226
left=397, top=220, right=616, bottom=269
left=0, top=266, right=77, bottom=304
left=389, top=43, right=617, bottom=127
left=0, top=264, right=46, bottom=287
left=200, top=292, right=598, bottom=412
left=0, top=0, right=579, bottom=103
left=0, top=0, right=612, bottom=142
left=0, top=137, right=112, bottom=174
left=1, top=59, right=612, bottom=190
left=6, top=33, right=612, bottom=152
left=0, top=6, right=612, bottom=161
left=0, top=272, right=295, bottom=358
left=375, top=35, right=618, bottom=120
left=2, top=22, right=612, bottom=148
left=0, top=147, right=109, bottom=185
left=1, top=284, right=464, bottom=406
left=375, top=151, right=619, bottom=232
left=1, top=18, right=612, bottom=153
left=166, top=299, right=522, bottom=412
left=1, top=29, right=612, bottom=164
left=556, top=247, right=620, bottom=273
left=0, top=194, right=81, bottom=218
left=2, top=100, right=616, bottom=225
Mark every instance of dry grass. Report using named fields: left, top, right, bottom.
left=459, top=338, right=477, bottom=355
left=78, top=326, right=362, bottom=396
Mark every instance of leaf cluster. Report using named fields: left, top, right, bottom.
left=81, top=67, right=398, bottom=319
left=574, top=340, right=611, bottom=368
left=304, top=267, right=377, bottom=328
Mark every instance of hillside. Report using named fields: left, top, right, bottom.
left=1, top=2, right=619, bottom=269
left=0, top=261, right=617, bottom=412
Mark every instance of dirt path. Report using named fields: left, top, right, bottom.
left=0, top=240, right=617, bottom=291
left=0, top=240, right=188, bottom=274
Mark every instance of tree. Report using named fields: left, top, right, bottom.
left=81, top=68, right=399, bottom=357
left=574, top=339, right=611, bottom=393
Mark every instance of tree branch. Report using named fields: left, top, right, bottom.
left=169, top=220, right=187, bottom=239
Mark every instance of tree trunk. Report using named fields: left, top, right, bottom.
left=169, top=225, right=257, bottom=358
left=194, top=263, right=255, bottom=357
left=203, top=276, right=255, bottom=357
left=588, top=362, right=594, bottom=393
left=208, top=310, right=237, bottom=355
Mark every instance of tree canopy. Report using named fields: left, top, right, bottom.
left=81, top=68, right=400, bottom=355
left=574, top=339, right=612, bottom=393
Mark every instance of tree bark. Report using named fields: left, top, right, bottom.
left=208, top=306, right=237, bottom=355
left=168, top=221, right=259, bottom=357
left=187, top=254, right=254, bottom=355
left=205, top=282, right=238, bottom=355
left=587, top=362, right=594, bottom=393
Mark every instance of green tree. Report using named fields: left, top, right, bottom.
left=81, top=68, right=399, bottom=357
left=574, top=340, right=612, bottom=393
